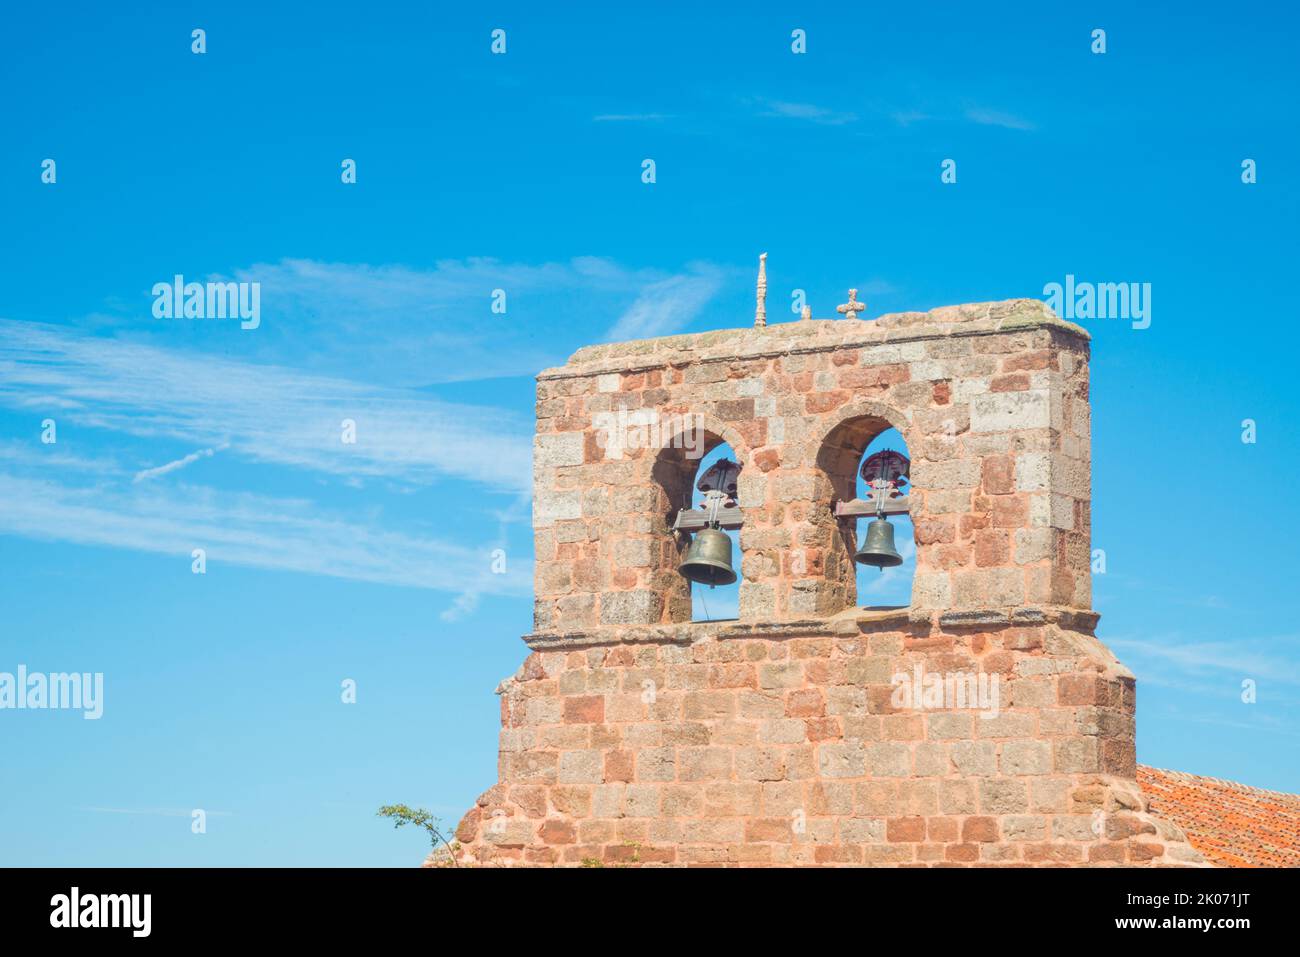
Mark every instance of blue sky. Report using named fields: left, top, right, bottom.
left=1, top=2, right=1297, bottom=865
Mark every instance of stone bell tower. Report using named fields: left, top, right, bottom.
left=452, top=269, right=1205, bottom=867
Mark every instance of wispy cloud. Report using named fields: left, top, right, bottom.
left=0, top=471, right=532, bottom=595
left=0, top=318, right=538, bottom=601
left=0, top=253, right=733, bottom=606
left=0, top=439, right=125, bottom=476
left=1108, top=635, right=1300, bottom=688
left=1179, top=714, right=1300, bottom=738
left=0, top=319, right=532, bottom=494
left=605, top=266, right=725, bottom=340
left=440, top=591, right=481, bottom=622
left=224, top=256, right=728, bottom=386
left=964, top=107, right=1035, bottom=131
left=134, top=443, right=228, bottom=483
left=755, top=99, right=858, bottom=125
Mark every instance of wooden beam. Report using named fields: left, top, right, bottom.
left=834, top=495, right=911, bottom=520
left=672, top=506, right=744, bottom=532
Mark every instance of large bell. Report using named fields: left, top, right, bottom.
left=679, top=527, right=737, bottom=587
left=854, top=517, right=903, bottom=568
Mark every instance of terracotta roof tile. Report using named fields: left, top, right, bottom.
left=1138, top=765, right=1300, bottom=868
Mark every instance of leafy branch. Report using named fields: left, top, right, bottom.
left=377, top=804, right=459, bottom=866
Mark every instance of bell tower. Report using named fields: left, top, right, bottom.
left=452, top=272, right=1205, bottom=867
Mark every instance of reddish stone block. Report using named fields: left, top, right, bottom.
left=455, top=807, right=480, bottom=844
left=815, top=844, right=864, bottom=864
left=982, top=456, right=1015, bottom=495
left=804, top=718, right=842, bottom=742
left=716, top=398, right=755, bottom=422
left=933, top=544, right=972, bottom=569
left=603, top=646, right=635, bottom=667
left=990, top=496, right=1027, bottom=528
left=806, top=391, right=850, bottom=413
left=927, top=817, right=960, bottom=842
left=914, top=517, right=956, bottom=545
left=708, top=663, right=757, bottom=689
left=564, top=696, right=605, bottom=724
left=962, top=817, right=999, bottom=843
left=990, top=373, right=1030, bottom=392
left=945, top=843, right=980, bottom=862
left=1001, top=350, right=1054, bottom=372
left=1058, top=674, right=1104, bottom=706
left=604, top=843, right=641, bottom=863
left=520, top=654, right=547, bottom=681
left=604, top=750, right=635, bottom=782
left=539, top=819, right=577, bottom=844
left=1088, top=843, right=1127, bottom=863
left=786, top=688, right=826, bottom=717
left=1127, top=842, right=1166, bottom=862
left=509, top=786, right=548, bottom=818
left=974, top=530, right=1010, bottom=567
left=887, top=817, right=927, bottom=842
left=1023, top=843, right=1084, bottom=863
left=637, top=845, right=677, bottom=863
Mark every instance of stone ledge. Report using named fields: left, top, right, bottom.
left=522, top=626, right=705, bottom=651
left=523, top=605, right=1099, bottom=650
left=717, top=618, right=843, bottom=641
left=937, top=606, right=1100, bottom=632
left=543, top=298, right=1088, bottom=380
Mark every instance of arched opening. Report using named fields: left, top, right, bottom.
left=684, top=443, right=741, bottom=622
left=853, top=429, right=916, bottom=610
left=649, top=419, right=746, bottom=624
left=816, top=407, right=916, bottom=614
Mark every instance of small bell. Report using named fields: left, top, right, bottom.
left=854, top=517, right=903, bottom=568
left=679, top=527, right=737, bottom=587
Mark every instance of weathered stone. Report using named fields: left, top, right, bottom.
left=451, top=300, right=1204, bottom=869
left=535, top=432, right=586, bottom=469
left=971, top=390, right=1051, bottom=433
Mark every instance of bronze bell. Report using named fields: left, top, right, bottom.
left=679, top=527, right=737, bottom=587
left=854, top=517, right=903, bottom=568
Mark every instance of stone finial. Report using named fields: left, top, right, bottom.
left=800, top=305, right=811, bottom=320
left=836, top=288, right=866, bottom=320
left=754, top=253, right=767, bottom=328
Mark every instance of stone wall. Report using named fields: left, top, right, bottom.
left=452, top=299, right=1205, bottom=866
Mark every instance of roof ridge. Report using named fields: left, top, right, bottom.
left=1138, top=764, right=1300, bottom=801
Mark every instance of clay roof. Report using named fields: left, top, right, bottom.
left=1138, top=765, right=1300, bottom=868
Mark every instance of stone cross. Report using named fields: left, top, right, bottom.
left=754, top=253, right=767, bottom=328
left=836, top=288, right=866, bottom=320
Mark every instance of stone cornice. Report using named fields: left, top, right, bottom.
left=539, top=299, right=1088, bottom=382
left=522, top=605, right=1101, bottom=650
